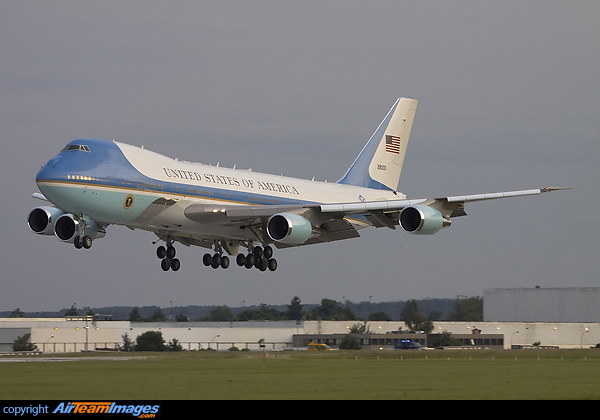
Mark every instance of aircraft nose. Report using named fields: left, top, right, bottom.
left=36, top=150, right=75, bottom=186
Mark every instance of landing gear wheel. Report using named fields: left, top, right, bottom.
left=257, top=257, right=267, bottom=272
left=82, top=236, right=93, bottom=249
left=161, top=259, right=171, bottom=271
left=253, top=246, right=263, bottom=259
left=245, top=253, right=255, bottom=269
left=263, top=245, right=273, bottom=259
left=74, top=236, right=83, bottom=249
left=236, top=254, right=246, bottom=266
left=170, top=258, right=181, bottom=271
left=211, top=254, right=222, bottom=269
left=267, top=258, right=277, bottom=272
left=166, top=246, right=176, bottom=259
left=221, top=256, right=230, bottom=269
left=203, top=253, right=213, bottom=266
left=157, top=246, right=166, bottom=259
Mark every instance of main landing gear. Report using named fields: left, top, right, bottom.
left=203, top=245, right=277, bottom=272
left=233, top=245, right=277, bottom=272
left=155, top=240, right=277, bottom=272
left=156, top=243, right=181, bottom=272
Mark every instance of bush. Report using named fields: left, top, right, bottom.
left=339, top=334, right=361, bottom=350
left=12, top=333, right=38, bottom=352
left=135, top=331, right=166, bottom=351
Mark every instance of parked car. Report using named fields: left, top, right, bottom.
left=394, top=341, right=423, bottom=350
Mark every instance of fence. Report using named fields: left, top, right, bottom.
left=37, top=341, right=292, bottom=353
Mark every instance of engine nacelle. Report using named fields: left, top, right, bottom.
left=267, top=213, right=319, bottom=245
left=54, top=214, right=105, bottom=243
left=27, top=206, right=66, bottom=235
left=399, top=205, right=451, bottom=235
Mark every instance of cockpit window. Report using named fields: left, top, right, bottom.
left=62, top=144, right=90, bottom=152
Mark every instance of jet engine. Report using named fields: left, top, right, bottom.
left=27, top=206, right=66, bottom=235
left=54, top=213, right=106, bottom=243
left=267, top=213, right=319, bottom=245
left=399, top=205, right=451, bottom=235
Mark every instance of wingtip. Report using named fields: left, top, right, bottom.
left=540, top=187, right=574, bottom=193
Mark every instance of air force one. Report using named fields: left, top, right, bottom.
left=29, top=98, right=568, bottom=272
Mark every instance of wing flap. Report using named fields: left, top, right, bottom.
left=183, top=203, right=315, bottom=226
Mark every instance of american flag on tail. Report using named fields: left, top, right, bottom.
left=385, top=135, right=401, bottom=154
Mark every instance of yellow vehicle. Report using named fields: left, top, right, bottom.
left=307, top=342, right=333, bottom=351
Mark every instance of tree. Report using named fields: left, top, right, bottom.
left=339, top=334, right=361, bottom=350
left=167, top=338, right=183, bottom=351
left=286, top=296, right=304, bottom=320
left=400, top=300, right=434, bottom=333
left=368, top=311, right=391, bottom=321
left=129, top=307, right=142, bottom=322
left=120, top=333, right=134, bottom=352
left=429, top=330, right=463, bottom=348
left=135, top=331, right=166, bottom=351
left=447, top=297, right=483, bottom=322
left=12, top=333, right=38, bottom=351
left=148, top=307, right=166, bottom=322
left=236, top=304, right=283, bottom=321
left=349, top=321, right=371, bottom=334
left=175, top=314, right=188, bottom=322
left=310, top=299, right=356, bottom=320
left=65, top=305, right=79, bottom=316
left=201, top=306, right=233, bottom=322
left=10, top=308, right=24, bottom=318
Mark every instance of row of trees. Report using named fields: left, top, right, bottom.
left=7, top=296, right=483, bottom=325
left=125, top=296, right=482, bottom=335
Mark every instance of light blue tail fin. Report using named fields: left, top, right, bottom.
left=338, top=97, right=417, bottom=191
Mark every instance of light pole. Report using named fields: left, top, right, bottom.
left=581, top=327, right=589, bottom=349
left=84, top=307, right=91, bottom=352
left=511, top=331, right=520, bottom=348
left=211, top=334, right=220, bottom=350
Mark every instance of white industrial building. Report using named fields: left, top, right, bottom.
left=1, top=318, right=598, bottom=353
left=484, top=287, right=600, bottom=323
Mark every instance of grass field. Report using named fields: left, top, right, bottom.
left=1, top=349, right=599, bottom=400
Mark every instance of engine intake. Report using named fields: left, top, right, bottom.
left=27, top=206, right=66, bottom=235
left=54, top=214, right=105, bottom=243
left=267, top=213, right=318, bottom=245
left=399, top=205, right=451, bottom=235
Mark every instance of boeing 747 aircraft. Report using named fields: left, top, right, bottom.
left=28, top=98, right=567, bottom=272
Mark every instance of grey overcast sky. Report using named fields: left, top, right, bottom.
left=2, top=1, right=598, bottom=312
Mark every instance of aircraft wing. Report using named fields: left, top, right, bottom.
left=320, top=187, right=570, bottom=228
left=183, top=187, right=569, bottom=245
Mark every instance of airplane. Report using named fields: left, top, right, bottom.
left=28, top=97, right=568, bottom=272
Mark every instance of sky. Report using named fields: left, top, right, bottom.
left=1, top=1, right=598, bottom=312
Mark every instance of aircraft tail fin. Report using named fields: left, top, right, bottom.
left=338, top=97, right=417, bottom=191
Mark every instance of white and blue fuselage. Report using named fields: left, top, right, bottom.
left=35, top=139, right=398, bottom=243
